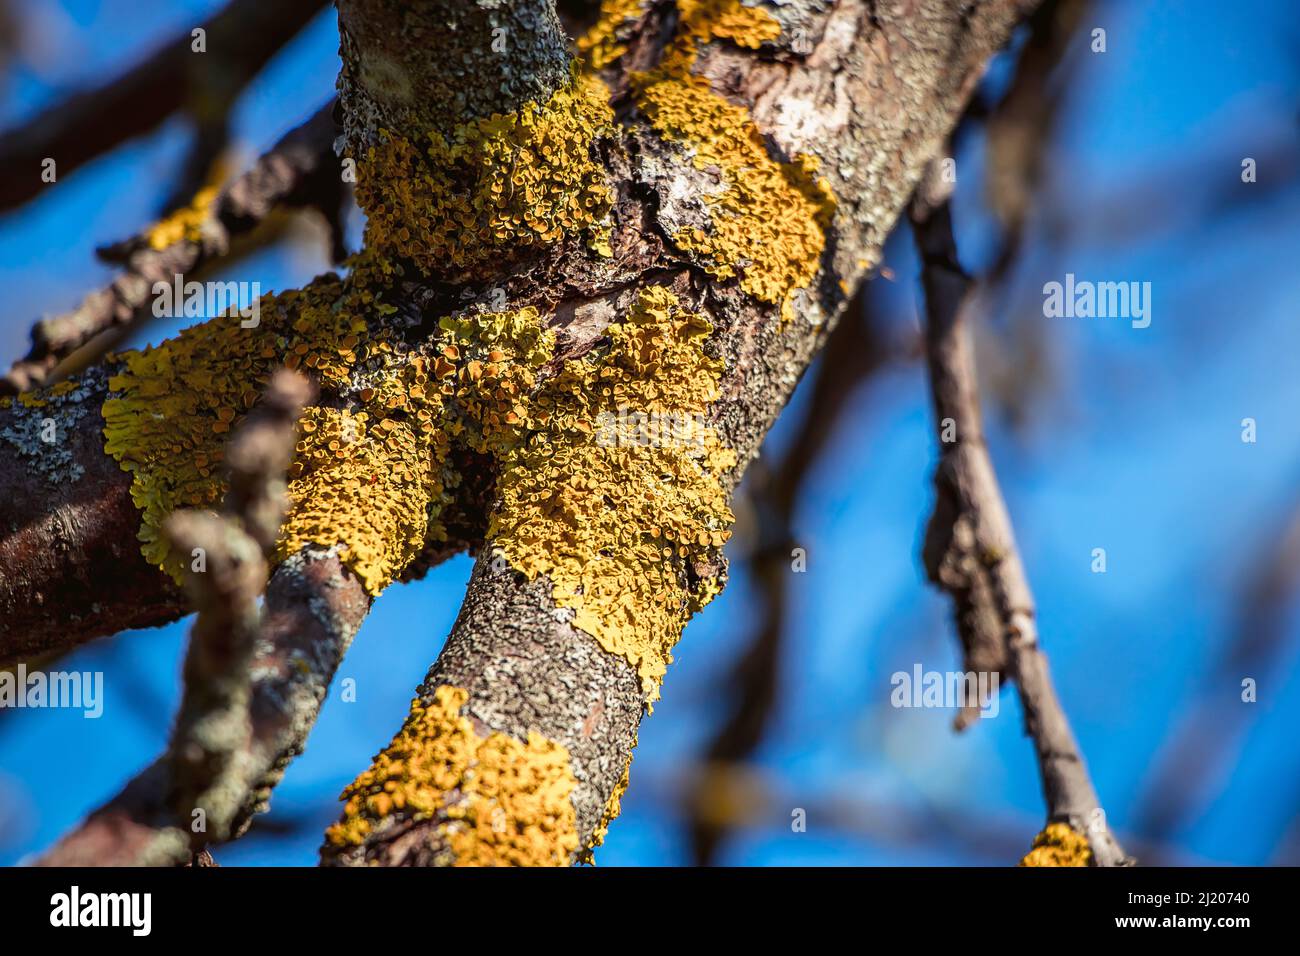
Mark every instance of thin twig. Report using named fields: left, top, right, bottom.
left=0, top=0, right=328, bottom=213
left=909, top=164, right=1130, bottom=866
left=2, top=102, right=343, bottom=395
left=164, top=369, right=311, bottom=848
left=37, top=371, right=371, bottom=866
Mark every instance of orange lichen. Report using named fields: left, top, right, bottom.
left=144, top=185, right=219, bottom=250
left=436, top=306, right=557, bottom=458
left=354, top=70, right=615, bottom=275
left=576, top=0, right=647, bottom=69
left=622, top=0, right=835, bottom=321
left=101, top=251, right=451, bottom=593
left=488, top=286, right=735, bottom=696
left=1020, top=823, right=1093, bottom=867
left=325, top=684, right=579, bottom=866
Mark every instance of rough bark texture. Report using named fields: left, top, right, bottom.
left=322, top=0, right=1036, bottom=865
left=38, top=547, right=369, bottom=866
left=8, top=0, right=1043, bottom=865
left=337, top=0, right=572, bottom=142
left=0, top=368, right=186, bottom=663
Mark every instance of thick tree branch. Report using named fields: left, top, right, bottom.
left=7, top=0, right=1039, bottom=865
left=321, top=0, right=1038, bottom=865
left=0, top=368, right=187, bottom=664
left=336, top=0, right=572, bottom=146
left=909, top=166, right=1130, bottom=866
left=39, top=373, right=372, bottom=865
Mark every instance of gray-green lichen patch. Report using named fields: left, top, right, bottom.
left=0, top=369, right=106, bottom=485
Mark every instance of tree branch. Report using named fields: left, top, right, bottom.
left=0, top=0, right=328, bottom=214
left=8, top=0, right=1041, bottom=865
left=2, top=101, right=344, bottom=396
left=908, top=165, right=1130, bottom=866
left=319, top=0, right=1039, bottom=865
left=39, top=373, right=373, bottom=865
left=336, top=0, right=572, bottom=146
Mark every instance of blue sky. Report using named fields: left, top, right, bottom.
left=1, top=0, right=1298, bottom=866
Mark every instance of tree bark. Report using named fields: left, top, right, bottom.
left=320, top=0, right=1037, bottom=865
left=9, top=0, right=1039, bottom=863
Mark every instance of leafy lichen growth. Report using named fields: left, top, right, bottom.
left=103, top=273, right=734, bottom=691
left=489, top=286, right=735, bottom=696
left=617, top=0, right=836, bottom=321
left=576, top=0, right=648, bottom=69
left=101, top=251, right=451, bottom=594
left=324, top=684, right=580, bottom=866
left=1020, top=822, right=1093, bottom=867
left=144, top=185, right=218, bottom=250
left=354, top=70, right=616, bottom=275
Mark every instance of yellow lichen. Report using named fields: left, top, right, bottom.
left=144, top=185, right=218, bottom=250
left=587, top=749, right=634, bottom=858
left=488, top=285, right=735, bottom=695
left=1019, top=822, right=1093, bottom=867
left=101, top=251, right=450, bottom=593
left=620, top=0, right=835, bottom=321
left=354, top=70, right=615, bottom=275
left=576, top=0, right=647, bottom=69
left=325, top=684, right=579, bottom=866
left=100, top=264, right=733, bottom=643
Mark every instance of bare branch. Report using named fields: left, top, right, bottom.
left=38, top=546, right=368, bottom=866
left=2, top=102, right=343, bottom=395
left=0, top=0, right=328, bottom=214
left=165, top=369, right=313, bottom=847
left=983, top=0, right=1091, bottom=282
left=909, top=165, right=1130, bottom=866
